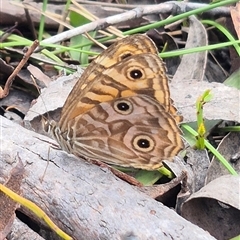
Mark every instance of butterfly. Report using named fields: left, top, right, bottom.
left=44, top=34, right=184, bottom=170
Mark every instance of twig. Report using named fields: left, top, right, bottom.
left=77, top=0, right=140, bottom=9
left=89, top=159, right=143, bottom=187
left=0, top=22, right=19, bottom=42
left=24, top=7, right=37, bottom=40
left=85, top=32, right=107, bottom=49
left=40, top=1, right=231, bottom=45
left=71, top=0, right=124, bottom=38
left=0, top=40, right=39, bottom=99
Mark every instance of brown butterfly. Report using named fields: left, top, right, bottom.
left=44, top=34, right=184, bottom=170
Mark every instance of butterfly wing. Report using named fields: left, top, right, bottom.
left=59, top=53, right=173, bottom=130
left=46, top=35, right=184, bottom=170
left=61, top=34, right=158, bottom=116
left=59, top=95, right=183, bottom=170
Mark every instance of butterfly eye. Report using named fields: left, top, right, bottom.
left=133, top=135, right=155, bottom=153
left=128, top=68, right=143, bottom=79
left=113, top=99, right=133, bottom=115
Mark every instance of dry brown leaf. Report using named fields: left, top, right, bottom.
left=230, top=2, right=240, bottom=40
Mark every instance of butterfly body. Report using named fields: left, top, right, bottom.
left=45, top=34, right=184, bottom=170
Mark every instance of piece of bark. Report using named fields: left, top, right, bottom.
left=0, top=116, right=216, bottom=240
left=0, top=159, right=24, bottom=239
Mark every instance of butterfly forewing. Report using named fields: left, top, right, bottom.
left=59, top=53, right=171, bottom=130
left=61, top=34, right=158, bottom=119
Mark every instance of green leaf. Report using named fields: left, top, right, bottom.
left=135, top=170, right=163, bottom=186
left=224, top=69, right=240, bottom=90
left=69, top=11, right=96, bottom=64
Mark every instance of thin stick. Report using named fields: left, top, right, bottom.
left=85, top=32, right=107, bottom=50
left=0, top=40, right=39, bottom=99
left=89, top=159, right=143, bottom=187
left=0, top=22, right=19, bottom=42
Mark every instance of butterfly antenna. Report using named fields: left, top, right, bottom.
left=30, top=74, right=50, bottom=124
left=30, top=75, right=55, bottom=182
